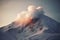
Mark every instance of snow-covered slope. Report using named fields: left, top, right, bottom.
left=0, top=14, right=60, bottom=40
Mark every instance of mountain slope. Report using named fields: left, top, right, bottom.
left=0, top=14, right=60, bottom=40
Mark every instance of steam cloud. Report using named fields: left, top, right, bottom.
left=15, top=5, right=44, bottom=26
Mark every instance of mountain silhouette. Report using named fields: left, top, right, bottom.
left=0, top=14, right=60, bottom=40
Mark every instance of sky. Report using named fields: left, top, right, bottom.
left=0, top=0, right=60, bottom=27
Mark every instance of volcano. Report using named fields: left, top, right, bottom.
left=0, top=14, right=60, bottom=40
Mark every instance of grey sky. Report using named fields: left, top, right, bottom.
left=0, top=0, right=60, bottom=27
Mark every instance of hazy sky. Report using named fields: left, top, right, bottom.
left=0, top=0, right=60, bottom=27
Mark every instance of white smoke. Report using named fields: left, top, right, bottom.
left=15, top=5, right=44, bottom=26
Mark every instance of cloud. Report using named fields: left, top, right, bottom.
left=15, top=5, right=44, bottom=26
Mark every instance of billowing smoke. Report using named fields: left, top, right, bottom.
left=15, top=5, right=44, bottom=26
